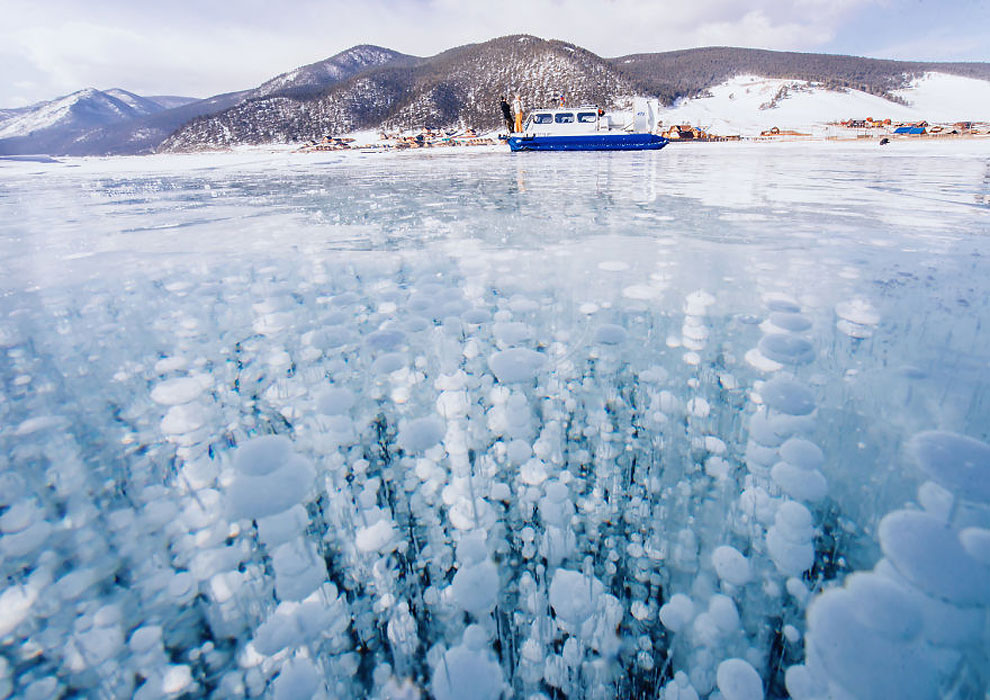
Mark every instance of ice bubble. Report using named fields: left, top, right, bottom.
left=0, top=500, right=40, bottom=534
left=758, top=334, right=814, bottom=364
left=0, top=584, right=37, bottom=637
left=0, top=474, right=26, bottom=507
left=150, top=376, right=207, bottom=405
left=705, top=456, right=731, bottom=479
left=843, top=573, right=922, bottom=641
left=228, top=455, right=315, bottom=520
left=917, top=481, right=953, bottom=521
left=748, top=411, right=787, bottom=447
left=779, top=438, right=824, bottom=470
left=493, top=321, right=533, bottom=346
left=767, top=504, right=815, bottom=576
left=316, top=387, right=355, bottom=415
left=769, top=312, right=812, bottom=332
left=760, top=377, right=816, bottom=416
left=399, top=416, right=444, bottom=453
left=659, top=593, right=695, bottom=632
left=549, top=569, right=602, bottom=631
left=1, top=519, right=52, bottom=558
left=520, top=458, right=548, bottom=486
left=805, top=586, right=936, bottom=699
left=456, top=530, right=488, bottom=565
left=161, top=402, right=208, bottom=435
left=622, top=284, right=660, bottom=300
left=372, top=352, right=407, bottom=374
left=273, top=657, right=319, bottom=700
left=708, top=595, right=740, bottom=634
left=155, top=355, right=189, bottom=373
left=168, top=571, right=196, bottom=604
left=271, top=541, right=327, bottom=601
left=716, top=658, right=762, bottom=700
left=488, top=348, right=547, bottom=383
left=451, top=560, right=499, bottom=615
left=355, top=519, right=396, bottom=554
left=509, top=294, right=539, bottom=313
left=771, top=462, right=828, bottom=502
left=711, top=546, right=752, bottom=586
left=907, top=431, right=990, bottom=502
left=506, top=439, right=533, bottom=465
left=878, top=509, right=990, bottom=605
left=311, top=326, right=355, bottom=349
left=777, top=501, right=814, bottom=537
left=162, top=665, right=194, bottom=695
left=687, top=397, right=710, bottom=418
left=599, top=260, right=630, bottom=271
left=836, top=319, right=874, bottom=338
left=660, top=671, right=700, bottom=700
left=431, top=643, right=504, bottom=700
left=233, top=435, right=292, bottom=476
left=745, top=348, right=784, bottom=373
left=835, top=299, right=880, bottom=326
left=958, top=527, right=990, bottom=565
left=461, top=308, right=490, bottom=324
left=594, top=324, right=628, bottom=345
left=257, top=505, right=309, bottom=548
left=767, top=298, right=800, bottom=313
left=691, top=611, right=720, bottom=647
left=129, top=625, right=163, bottom=654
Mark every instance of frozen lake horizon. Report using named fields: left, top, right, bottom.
left=1, top=141, right=989, bottom=698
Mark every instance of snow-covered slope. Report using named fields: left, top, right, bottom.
left=252, top=45, right=412, bottom=99
left=891, top=72, right=990, bottom=121
left=102, top=89, right=166, bottom=116
left=0, top=88, right=166, bottom=140
left=657, top=72, right=990, bottom=137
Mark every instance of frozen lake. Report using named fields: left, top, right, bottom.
left=1, top=141, right=989, bottom=698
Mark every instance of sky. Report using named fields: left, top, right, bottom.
left=1, top=0, right=988, bottom=107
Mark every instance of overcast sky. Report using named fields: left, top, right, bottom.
left=2, top=0, right=987, bottom=107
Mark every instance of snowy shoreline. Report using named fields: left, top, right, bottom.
left=5, top=135, right=990, bottom=176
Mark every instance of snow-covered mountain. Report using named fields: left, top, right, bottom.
left=161, top=37, right=990, bottom=151
left=252, top=45, right=415, bottom=99
left=0, top=88, right=162, bottom=140
left=655, top=72, right=990, bottom=137
left=0, top=45, right=413, bottom=156
left=161, top=36, right=636, bottom=150
left=4, top=38, right=990, bottom=155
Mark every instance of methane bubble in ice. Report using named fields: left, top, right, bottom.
left=711, top=546, right=752, bottom=586
left=398, top=417, right=444, bottom=453
left=316, top=387, right=355, bottom=415
left=488, top=348, right=547, bottom=383
left=769, top=312, right=812, bottom=332
left=779, top=438, right=825, bottom=470
left=716, top=658, right=763, bottom=700
left=431, top=641, right=503, bottom=700
left=232, top=434, right=292, bottom=476
left=907, top=431, right=990, bottom=502
left=594, top=324, right=628, bottom=345
left=878, top=509, right=990, bottom=605
left=760, top=377, right=816, bottom=415
left=758, top=334, right=815, bottom=364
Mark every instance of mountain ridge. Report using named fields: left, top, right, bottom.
left=3, top=38, right=989, bottom=155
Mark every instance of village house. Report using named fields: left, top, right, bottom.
left=662, top=124, right=708, bottom=140
left=759, top=126, right=810, bottom=137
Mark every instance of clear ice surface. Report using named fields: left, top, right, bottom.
left=1, top=141, right=989, bottom=698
